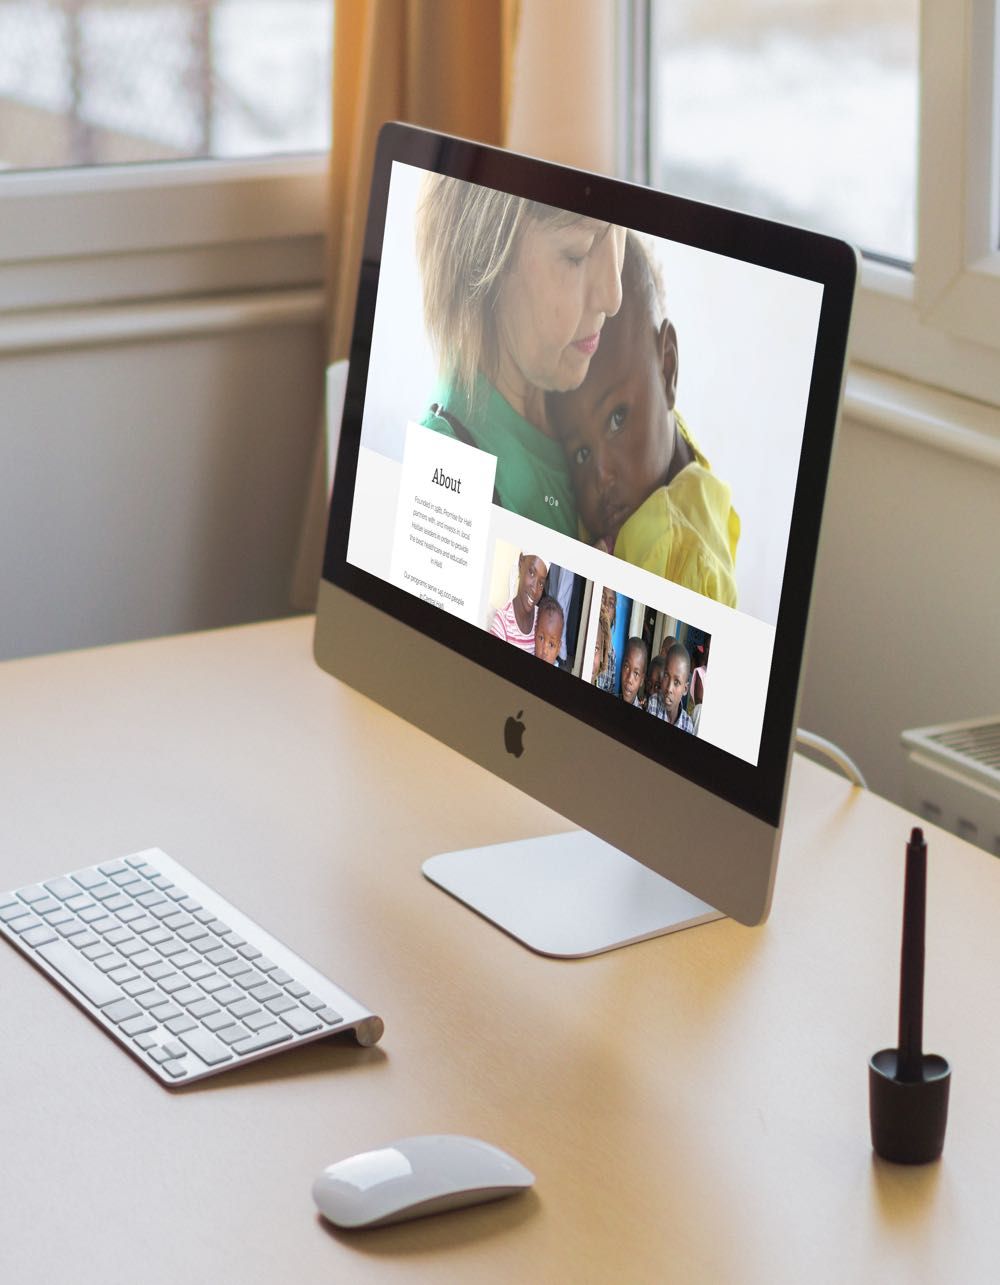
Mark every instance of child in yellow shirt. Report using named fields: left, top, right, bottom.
left=546, top=231, right=739, bottom=607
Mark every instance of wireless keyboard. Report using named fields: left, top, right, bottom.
left=0, top=848, right=384, bottom=1086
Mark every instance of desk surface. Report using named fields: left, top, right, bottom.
left=1, top=618, right=996, bottom=1284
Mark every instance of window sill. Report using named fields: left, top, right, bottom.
left=844, top=364, right=1000, bottom=472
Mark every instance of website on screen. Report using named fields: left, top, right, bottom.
left=346, top=162, right=824, bottom=767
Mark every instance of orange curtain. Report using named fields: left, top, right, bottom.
left=293, top=0, right=520, bottom=606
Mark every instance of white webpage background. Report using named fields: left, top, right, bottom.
left=359, top=161, right=824, bottom=628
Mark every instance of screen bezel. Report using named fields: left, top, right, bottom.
left=322, top=122, right=856, bottom=829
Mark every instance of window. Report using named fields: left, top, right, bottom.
left=625, top=0, right=1000, bottom=411
left=0, top=0, right=332, bottom=170
left=0, top=1, right=332, bottom=320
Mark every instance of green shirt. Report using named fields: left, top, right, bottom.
left=420, top=373, right=577, bottom=538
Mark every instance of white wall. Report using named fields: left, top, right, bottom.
left=799, top=409, right=1000, bottom=805
left=0, top=318, right=324, bottom=661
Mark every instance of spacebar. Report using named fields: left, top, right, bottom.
left=36, top=939, right=121, bottom=1007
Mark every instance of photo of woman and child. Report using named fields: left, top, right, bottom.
left=414, top=175, right=738, bottom=607
left=590, top=590, right=711, bottom=737
left=486, top=542, right=590, bottom=673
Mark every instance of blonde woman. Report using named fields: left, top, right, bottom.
left=415, top=174, right=625, bottom=538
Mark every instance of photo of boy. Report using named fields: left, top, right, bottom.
left=649, top=642, right=696, bottom=734
left=533, top=595, right=565, bottom=665
left=620, top=638, right=648, bottom=707
left=489, top=552, right=548, bottom=652
left=546, top=230, right=739, bottom=607
left=642, top=655, right=664, bottom=711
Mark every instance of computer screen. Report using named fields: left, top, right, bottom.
left=315, top=123, right=856, bottom=953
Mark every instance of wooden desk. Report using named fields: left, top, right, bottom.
left=1, top=618, right=996, bottom=1283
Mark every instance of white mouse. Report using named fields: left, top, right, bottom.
left=311, top=1134, right=534, bottom=1229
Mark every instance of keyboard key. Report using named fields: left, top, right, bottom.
left=160, top=1060, right=187, bottom=1079
left=78, top=905, right=106, bottom=923
left=36, top=940, right=121, bottom=1007
left=235, top=970, right=267, bottom=991
left=165, top=1015, right=197, bottom=1036
left=69, top=931, right=98, bottom=950
left=150, top=1002, right=181, bottom=1022
left=178, top=1028, right=233, bottom=1066
left=280, top=1008, right=322, bottom=1035
left=173, top=986, right=205, bottom=1007
left=55, top=919, right=89, bottom=938
left=183, top=961, right=214, bottom=982
left=44, top=877, right=80, bottom=900
left=229, top=998, right=260, bottom=1020
left=107, top=965, right=140, bottom=986
left=119, top=939, right=149, bottom=959
left=156, top=940, right=188, bottom=959
left=136, top=891, right=167, bottom=909
left=102, top=894, right=132, bottom=913
left=110, top=870, right=143, bottom=887
left=89, top=916, right=118, bottom=934
left=98, top=862, right=129, bottom=877
left=71, top=870, right=106, bottom=890
left=215, top=986, right=244, bottom=1006
left=131, top=950, right=162, bottom=970
left=89, top=883, right=118, bottom=901
left=205, top=946, right=236, bottom=966
left=123, top=977, right=156, bottom=998
left=117, top=905, right=146, bottom=923
left=133, top=1032, right=157, bottom=1050
left=151, top=876, right=174, bottom=891
left=158, top=974, right=190, bottom=995
left=128, top=917, right=158, bottom=934
left=231, top=1024, right=294, bottom=1056
left=221, top=959, right=251, bottom=979
left=265, top=995, right=296, bottom=1016
left=104, top=927, right=133, bottom=946
left=145, top=961, right=174, bottom=981
left=317, top=1008, right=343, bottom=1025
left=136, top=988, right=168, bottom=1010
left=82, top=941, right=113, bottom=961
left=21, top=924, right=58, bottom=948
left=103, top=998, right=142, bottom=1024
left=269, top=969, right=293, bottom=986
left=120, top=1014, right=157, bottom=1038
left=170, top=951, right=200, bottom=971
left=187, top=998, right=219, bottom=1020
left=32, top=896, right=62, bottom=916
left=237, top=943, right=263, bottom=960
left=221, top=932, right=246, bottom=949
left=95, top=953, right=127, bottom=974
left=17, top=884, right=49, bottom=903
left=162, top=912, right=192, bottom=931
left=218, top=1023, right=251, bottom=1046
left=285, top=982, right=309, bottom=999
left=161, top=1039, right=186, bottom=1059
left=199, top=975, right=230, bottom=994
left=177, top=897, right=201, bottom=913
left=203, top=1012, right=236, bottom=1033
left=142, top=928, right=171, bottom=947
left=178, top=924, right=209, bottom=943
left=243, top=1010, right=276, bottom=1032
left=255, top=956, right=278, bottom=973
left=64, top=894, right=94, bottom=913
left=247, top=982, right=281, bottom=1003
left=301, top=994, right=326, bottom=1011
left=1, top=903, right=31, bottom=923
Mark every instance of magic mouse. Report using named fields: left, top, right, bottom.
left=311, top=1134, right=534, bottom=1229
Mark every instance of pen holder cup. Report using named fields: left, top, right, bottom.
left=869, top=1048, right=951, bottom=1164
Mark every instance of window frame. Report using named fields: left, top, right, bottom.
left=629, top=0, right=1000, bottom=413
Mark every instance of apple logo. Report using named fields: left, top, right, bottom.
left=504, top=709, right=526, bottom=758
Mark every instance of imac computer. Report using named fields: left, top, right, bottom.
left=314, top=123, right=856, bottom=957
